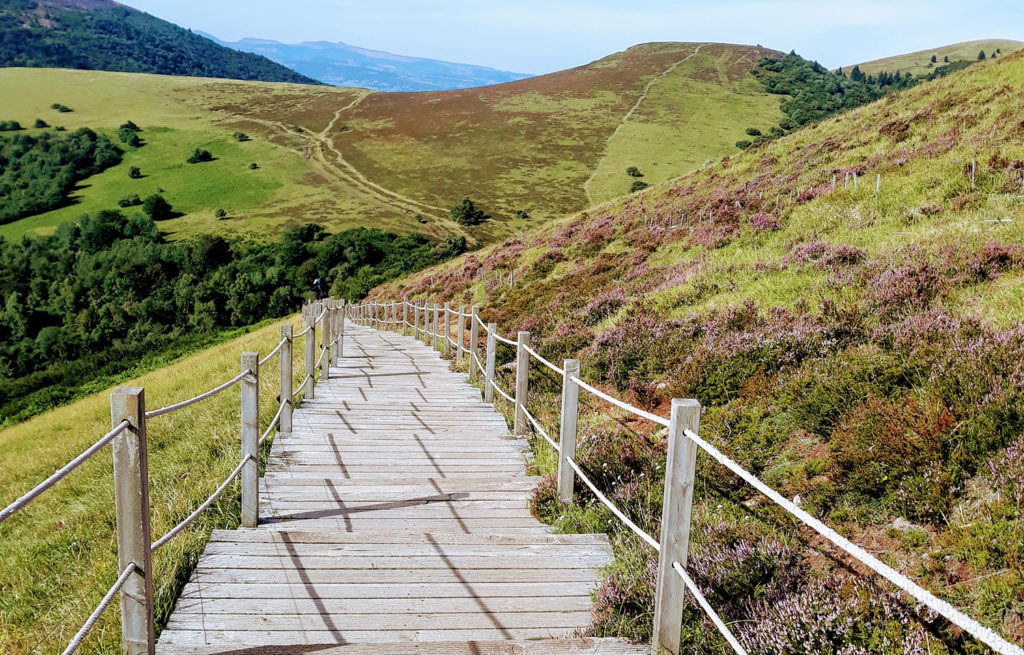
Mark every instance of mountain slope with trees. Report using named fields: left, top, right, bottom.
left=0, top=0, right=319, bottom=83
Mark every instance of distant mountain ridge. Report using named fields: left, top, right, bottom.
left=201, top=33, right=533, bottom=91
left=0, top=0, right=320, bottom=84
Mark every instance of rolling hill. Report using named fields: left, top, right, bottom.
left=367, top=50, right=1024, bottom=650
left=203, top=33, right=533, bottom=92
left=0, top=0, right=318, bottom=84
left=0, top=42, right=784, bottom=243
left=850, top=38, right=1024, bottom=76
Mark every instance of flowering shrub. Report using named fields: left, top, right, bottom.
left=750, top=213, right=782, bottom=231
left=782, top=240, right=865, bottom=269
left=989, top=436, right=1024, bottom=508
left=692, top=222, right=738, bottom=249
left=584, top=289, right=628, bottom=325
left=866, top=261, right=945, bottom=319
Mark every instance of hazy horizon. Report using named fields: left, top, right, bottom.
left=126, top=0, right=1023, bottom=75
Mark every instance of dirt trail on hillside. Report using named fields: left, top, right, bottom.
left=582, top=43, right=709, bottom=204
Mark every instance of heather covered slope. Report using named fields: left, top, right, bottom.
left=369, top=52, right=1024, bottom=650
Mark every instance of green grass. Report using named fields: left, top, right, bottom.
left=851, top=39, right=1024, bottom=76
left=0, top=315, right=323, bottom=653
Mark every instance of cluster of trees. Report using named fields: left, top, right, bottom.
left=741, top=51, right=990, bottom=150
left=117, top=120, right=142, bottom=147
left=450, top=197, right=489, bottom=226
left=0, top=211, right=467, bottom=419
left=0, top=0, right=319, bottom=84
left=0, top=127, right=121, bottom=224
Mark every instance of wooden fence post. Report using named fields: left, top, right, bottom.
left=469, top=305, right=481, bottom=382
left=320, top=306, right=331, bottom=381
left=651, top=399, right=701, bottom=655
left=338, top=301, right=346, bottom=360
left=557, top=360, right=580, bottom=503
left=240, top=353, right=259, bottom=528
left=414, top=302, right=421, bottom=340
left=514, top=331, right=530, bottom=435
left=484, top=322, right=497, bottom=403
left=402, top=300, right=409, bottom=336
left=110, top=386, right=155, bottom=655
left=457, top=305, right=466, bottom=366
left=432, top=304, right=440, bottom=349
left=305, top=321, right=316, bottom=400
left=280, top=324, right=292, bottom=435
left=444, top=303, right=452, bottom=357
left=331, top=301, right=340, bottom=367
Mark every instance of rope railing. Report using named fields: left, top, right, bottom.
left=0, top=420, right=130, bottom=525
left=353, top=297, right=1024, bottom=655
left=145, top=369, right=249, bottom=419
left=524, top=344, right=565, bottom=376
left=259, top=337, right=286, bottom=366
left=259, top=402, right=287, bottom=447
left=150, top=455, right=252, bottom=552
left=293, top=374, right=313, bottom=399
left=61, top=562, right=138, bottom=655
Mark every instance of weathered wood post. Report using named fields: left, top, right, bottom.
left=457, top=305, right=467, bottom=366
left=320, top=305, right=331, bottom=381
left=280, top=324, right=293, bottom=435
left=444, top=303, right=452, bottom=357
left=240, top=353, right=260, bottom=528
left=514, top=331, right=530, bottom=435
left=651, top=399, right=701, bottom=655
left=972, top=157, right=976, bottom=190
left=876, top=173, right=881, bottom=193
left=337, top=301, right=346, bottom=361
left=484, top=322, right=497, bottom=403
left=557, top=360, right=580, bottom=503
left=414, top=302, right=421, bottom=340
left=110, top=386, right=155, bottom=655
left=432, top=303, right=440, bottom=349
left=469, top=305, right=481, bottom=382
left=331, top=301, right=340, bottom=367
left=305, top=320, right=316, bottom=400
left=402, top=300, right=409, bottom=336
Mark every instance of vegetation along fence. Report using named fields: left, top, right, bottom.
left=351, top=298, right=1024, bottom=655
left=0, top=299, right=345, bottom=655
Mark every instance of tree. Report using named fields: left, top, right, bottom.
left=735, top=140, right=752, bottom=150
left=630, top=180, right=649, bottom=193
left=944, top=56, right=949, bottom=63
left=931, top=54, right=937, bottom=63
left=626, top=166, right=643, bottom=178
left=34, top=119, right=48, bottom=128
left=142, top=194, right=173, bottom=221
left=233, top=132, right=250, bottom=142
left=850, top=65, right=864, bottom=82
left=118, top=121, right=142, bottom=147
left=186, top=148, right=213, bottom=164
left=450, top=197, right=489, bottom=226
left=745, top=127, right=762, bottom=137
left=215, top=208, right=228, bottom=219
left=128, top=166, right=142, bottom=179
left=978, top=50, right=987, bottom=60
left=249, top=162, right=259, bottom=170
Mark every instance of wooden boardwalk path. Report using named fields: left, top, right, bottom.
left=157, top=322, right=643, bottom=653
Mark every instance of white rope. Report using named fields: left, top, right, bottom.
left=472, top=351, right=486, bottom=377
left=258, top=338, right=286, bottom=366
left=474, top=314, right=487, bottom=330
left=61, top=562, right=137, bottom=655
left=524, top=345, right=565, bottom=376
left=682, top=428, right=1023, bottom=655
left=493, top=332, right=516, bottom=346
left=146, top=369, right=249, bottom=418
left=150, top=455, right=252, bottom=552
left=259, top=402, right=286, bottom=447
left=571, top=375, right=670, bottom=427
left=672, top=561, right=748, bottom=655
left=294, top=325, right=313, bottom=339
left=522, top=405, right=559, bottom=452
left=490, top=379, right=515, bottom=403
left=0, top=420, right=130, bottom=525
left=292, top=375, right=312, bottom=399
left=563, top=455, right=660, bottom=550
left=315, top=343, right=329, bottom=368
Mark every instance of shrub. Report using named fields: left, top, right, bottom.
left=118, top=121, right=141, bottom=147
left=51, top=103, right=73, bottom=112
left=736, top=140, right=752, bottom=150
left=33, top=118, right=48, bottom=128
left=249, top=162, right=259, bottom=170
left=142, top=194, right=173, bottom=221
left=515, top=209, right=530, bottom=219
left=215, top=208, right=228, bottom=219
left=128, top=166, right=142, bottom=179
left=626, top=166, right=643, bottom=178
left=630, top=180, right=649, bottom=193
left=745, top=127, right=762, bottom=137
left=233, top=131, right=250, bottom=142
left=0, top=121, right=22, bottom=131
left=187, top=148, right=213, bottom=164
left=866, top=261, right=945, bottom=319
left=117, top=194, right=141, bottom=208
left=750, top=213, right=781, bottom=231
left=450, top=197, right=489, bottom=226
left=989, top=436, right=1024, bottom=509
left=583, top=289, right=627, bottom=325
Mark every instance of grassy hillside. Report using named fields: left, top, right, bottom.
left=0, top=0, right=318, bottom=84
left=0, top=315, right=318, bottom=653
left=0, top=42, right=783, bottom=243
left=369, top=51, right=1024, bottom=650
left=852, top=39, right=1024, bottom=76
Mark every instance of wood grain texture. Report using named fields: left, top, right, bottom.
left=157, top=323, right=639, bottom=654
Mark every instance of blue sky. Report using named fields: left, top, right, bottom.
left=128, top=0, right=1023, bottom=74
